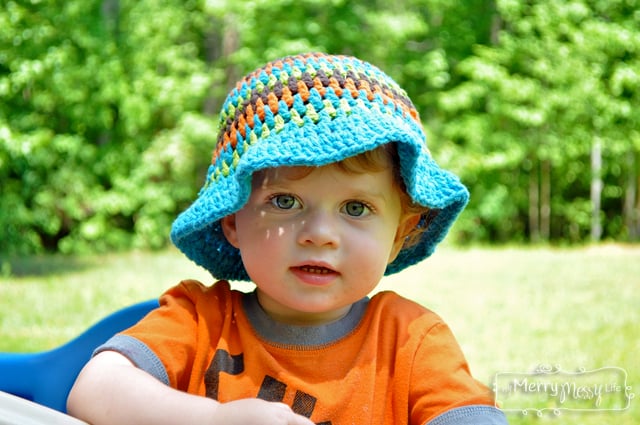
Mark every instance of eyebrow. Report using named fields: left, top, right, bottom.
left=253, top=168, right=399, bottom=204
left=347, top=187, right=396, bottom=204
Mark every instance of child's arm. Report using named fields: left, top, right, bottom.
left=67, top=351, right=315, bottom=425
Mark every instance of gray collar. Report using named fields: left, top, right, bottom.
left=242, top=291, right=369, bottom=347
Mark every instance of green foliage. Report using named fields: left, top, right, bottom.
left=1, top=0, right=212, bottom=254
left=1, top=0, right=639, bottom=255
left=438, top=0, right=640, bottom=243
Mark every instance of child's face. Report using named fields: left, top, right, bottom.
left=222, top=161, right=418, bottom=325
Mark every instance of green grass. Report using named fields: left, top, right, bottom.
left=1, top=244, right=638, bottom=424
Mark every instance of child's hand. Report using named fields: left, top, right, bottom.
left=212, top=398, right=315, bottom=425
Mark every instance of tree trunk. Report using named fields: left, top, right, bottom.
left=102, top=0, right=119, bottom=34
left=590, top=138, right=603, bottom=241
left=636, top=169, right=640, bottom=240
left=222, top=14, right=241, bottom=88
left=490, top=11, right=502, bottom=45
left=529, top=156, right=540, bottom=243
left=99, top=0, right=120, bottom=146
left=203, top=16, right=223, bottom=116
left=540, top=158, right=551, bottom=241
left=202, top=13, right=240, bottom=116
left=624, top=148, right=639, bottom=240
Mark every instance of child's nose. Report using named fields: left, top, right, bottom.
left=296, top=209, right=340, bottom=248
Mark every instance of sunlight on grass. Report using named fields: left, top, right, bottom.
left=1, top=244, right=638, bottom=424
left=377, top=244, right=639, bottom=424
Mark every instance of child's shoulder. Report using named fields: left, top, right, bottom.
left=162, top=279, right=242, bottom=309
left=367, top=290, right=446, bottom=331
left=370, top=290, right=438, bottom=314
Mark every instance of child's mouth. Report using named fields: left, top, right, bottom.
left=297, top=265, right=334, bottom=274
left=291, top=264, right=339, bottom=285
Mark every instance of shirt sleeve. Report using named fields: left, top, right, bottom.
left=426, top=405, right=507, bottom=425
left=95, top=280, right=227, bottom=390
left=409, top=320, right=505, bottom=424
left=94, top=333, right=170, bottom=384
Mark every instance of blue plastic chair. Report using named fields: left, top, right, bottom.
left=0, top=299, right=158, bottom=413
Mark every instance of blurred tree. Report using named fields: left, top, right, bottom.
left=0, top=0, right=213, bottom=254
left=437, top=0, right=640, bottom=243
left=1, top=0, right=638, bottom=256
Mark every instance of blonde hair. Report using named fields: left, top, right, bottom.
left=337, top=144, right=430, bottom=248
left=269, top=143, right=431, bottom=248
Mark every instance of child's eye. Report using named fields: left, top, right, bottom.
left=270, top=194, right=300, bottom=210
left=342, top=201, right=371, bottom=217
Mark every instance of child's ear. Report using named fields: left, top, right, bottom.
left=220, top=214, right=240, bottom=248
left=388, top=213, right=421, bottom=264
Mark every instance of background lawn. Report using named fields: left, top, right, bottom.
left=1, top=245, right=638, bottom=424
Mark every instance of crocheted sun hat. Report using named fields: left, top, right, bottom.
left=171, top=52, right=469, bottom=281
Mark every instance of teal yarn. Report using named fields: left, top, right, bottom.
left=170, top=52, right=469, bottom=281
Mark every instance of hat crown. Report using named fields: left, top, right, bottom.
left=208, top=52, right=421, bottom=184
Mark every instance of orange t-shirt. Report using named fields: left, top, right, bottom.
left=98, top=280, right=504, bottom=424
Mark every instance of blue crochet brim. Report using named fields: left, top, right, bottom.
left=170, top=106, right=469, bottom=281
